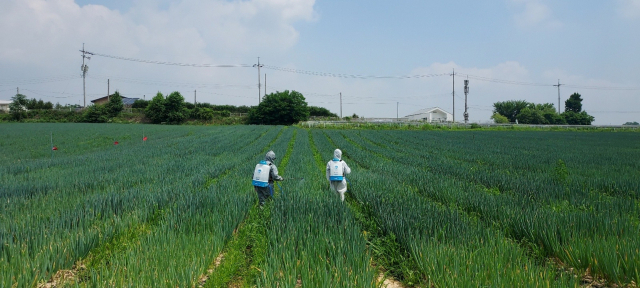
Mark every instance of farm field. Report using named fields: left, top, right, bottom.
left=1, top=123, right=639, bottom=288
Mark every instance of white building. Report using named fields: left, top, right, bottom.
left=0, top=100, right=11, bottom=112
left=404, top=107, right=453, bottom=123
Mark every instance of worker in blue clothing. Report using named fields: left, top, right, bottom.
left=252, top=150, right=283, bottom=206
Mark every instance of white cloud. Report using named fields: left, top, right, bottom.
left=0, top=0, right=317, bottom=106
left=509, top=0, right=562, bottom=29
left=0, top=0, right=317, bottom=63
left=618, top=0, right=640, bottom=19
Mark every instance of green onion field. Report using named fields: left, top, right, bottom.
left=1, top=123, right=639, bottom=287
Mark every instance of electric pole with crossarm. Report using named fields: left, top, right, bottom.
left=80, top=44, right=93, bottom=108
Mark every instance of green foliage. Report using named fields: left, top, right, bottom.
left=516, top=107, right=547, bottom=124
left=3, top=125, right=640, bottom=287
left=25, top=98, right=53, bottom=110
left=623, top=121, right=639, bottom=126
left=190, top=106, right=214, bottom=120
left=516, top=103, right=565, bottom=125
left=493, top=101, right=574, bottom=125
left=9, top=93, right=27, bottom=120
left=82, top=105, right=108, bottom=123
left=104, top=91, right=124, bottom=118
left=165, top=91, right=187, bottom=123
left=132, top=99, right=149, bottom=109
left=562, top=93, right=594, bottom=125
left=543, top=111, right=567, bottom=125
left=204, top=205, right=269, bottom=288
left=562, top=111, right=595, bottom=125
left=145, top=92, right=167, bottom=124
left=554, top=159, right=569, bottom=183
left=565, top=92, right=583, bottom=113
left=308, top=106, right=338, bottom=117
left=491, top=113, right=510, bottom=123
left=493, top=100, right=529, bottom=122
left=248, top=90, right=309, bottom=125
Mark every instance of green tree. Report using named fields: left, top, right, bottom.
left=543, top=111, right=567, bottom=124
left=493, top=100, right=530, bottom=123
left=623, top=121, right=639, bottom=126
left=145, top=92, right=167, bottom=124
left=165, top=91, right=187, bottom=123
left=516, top=107, right=547, bottom=124
left=248, top=90, right=309, bottom=125
left=9, top=93, right=28, bottom=120
left=565, top=93, right=583, bottom=113
left=490, top=113, right=509, bottom=123
left=82, top=105, right=108, bottom=123
left=562, top=93, right=594, bottom=124
left=132, top=99, right=149, bottom=109
left=25, top=98, right=37, bottom=110
left=517, top=103, right=568, bottom=125
left=308, top=106, right=338, bottom=117
left=190, top=107, right=215, bottom=120
left=104, top=91, right=124, bottom=118
left=562, top=111, right=594, bottom=125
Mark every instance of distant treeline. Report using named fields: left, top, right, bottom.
left=2, top=90, right=338, bottom=125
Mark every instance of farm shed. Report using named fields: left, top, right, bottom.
left=91, top=95, right=139, bottom=107
left=0, top=100, right=10, bottom=112
left=404, top=107, right=452, bottom=123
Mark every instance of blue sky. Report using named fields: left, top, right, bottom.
left=1, top=0, right=639, bottom=124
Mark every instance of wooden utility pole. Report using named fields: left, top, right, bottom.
left=80, top=44, right=93, bottom=107
left=553, top=79, right=563, bottom=114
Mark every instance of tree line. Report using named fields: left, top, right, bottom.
left=5, top=90, right=337, bottom=125
left=491, top=93, right=595, bottom=125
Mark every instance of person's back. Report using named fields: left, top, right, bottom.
left=253, top=150, right=283, bottom=206
left=326, top=149, right=351, bottom=201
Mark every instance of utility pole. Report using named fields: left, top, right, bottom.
left=452, top=68, right=455, bottom=123
left=464, top=79, right=469, bottom=123
left=340, top=93, right=342, bottom=119
left=397, top=102, right=399, bottom=121
left=17, top=87, right=19, bottom=95
left=264, top=74, right=267, bottom=96
left=553, top=79, right=563, bottom=114
left=107, top=79, right=110, bottom=101
left=253, top=57, right=263, bottom=104
left=194, top=90, right=197, bottom=105
left=80, top=44, right=93, bottom=108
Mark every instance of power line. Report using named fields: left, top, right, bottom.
left=86, top=51, right=253, bottom=68
left=0, top=75, right=80, bottom=86
left=457, top=73, right=640, bottom=91
left=563, top=84, right=640, bottom=91
left=457, top=73, right=552, bottom=87
left=87, top=75, right=255, bottom=89
left=263, top=65, right=449, bottom=79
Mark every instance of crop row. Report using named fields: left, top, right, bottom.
left=0, top=124, right=282, bottom=287
left=337, top=129, right=639, bottom=285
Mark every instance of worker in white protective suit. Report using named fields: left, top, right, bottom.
left=252, top=150, right=283, bottom=206
left=326, top=149, right=351, bottom=201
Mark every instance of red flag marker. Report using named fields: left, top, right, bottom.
left=114, top=141, right=119, bottom=145
left=143, top=136, right=148, bottom=141
left=52, top=146, right=58, bottom=151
